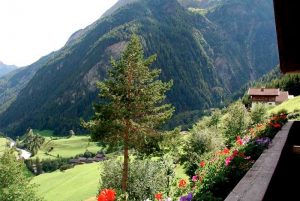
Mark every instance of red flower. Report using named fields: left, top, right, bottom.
left=232, top=150, right=239, bottom=157
left=155, top=193, right=163, bottom=200
left=178, top=179, right=187, bottom=188
left=200, top=161, right=205, bottom=168
left=98, top=194, right=107, bottom=201
left=273, top=123, right=281, bottom=128
left=218, top=148, right=230, bottom=155
left=236, top=136, right=243, bottom=145
left=98, top=189, right=116, bottom=201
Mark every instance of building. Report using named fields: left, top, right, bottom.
left=248, top=88, right=291, bottom=107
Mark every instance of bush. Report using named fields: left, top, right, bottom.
left=182, top=127, right=224, bottom=176
left=288, top=112, right=300, bottom=120
left=100, top=158, right=174, bottom=200
left=59, top=164, right=74, bottom=172
left=223, top=101, right=250, bottom=145
left=83, top=150, right=95, bottom=158
left=250, top=103, right=267, bottom=125
left=26, top=157, right=70, bottom=174
left=159, top=128, right=182, bottom=160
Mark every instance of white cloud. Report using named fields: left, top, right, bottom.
left=0, top=0, right=118, bottom=66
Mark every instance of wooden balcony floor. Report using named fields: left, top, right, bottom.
left=264, top=121, right=300, bottom=200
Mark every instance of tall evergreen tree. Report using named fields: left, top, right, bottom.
left=82, top=35, right=174, bottom=192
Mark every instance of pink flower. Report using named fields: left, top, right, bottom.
left=225, top=156, right=233, bottom=166
left=192, top=175, right=198, bottom=182
left=245, top=156, right=251, bottom=160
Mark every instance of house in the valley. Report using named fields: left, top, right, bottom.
left=248, top=88, right=292, bottom=107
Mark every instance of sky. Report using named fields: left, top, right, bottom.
left=0, top=0, right=118, bottom=67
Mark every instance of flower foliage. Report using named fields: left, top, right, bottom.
left=191, top=111, right=288, bottom=200
left=98, top=111, right=288, bottom=201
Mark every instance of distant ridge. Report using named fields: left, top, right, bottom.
left=0, top=61, right=17, bottom=77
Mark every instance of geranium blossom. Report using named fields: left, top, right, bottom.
left=225, top=156, right=233, bottom=166
left=178, top=179, right=187, bottom=188
left=200, top=161, right=205, bottom=168
left=273, top=123, right=281, bottom=128
left=155, top=193, right=163, bottom=200
left=97, top=189, right=116, bottom=201
left=192, top=175, right=198, bottom=182
left=218, top=147, right=230, bottom=155
left=236, top=136, right=243, bottom=145
left=232, top=150, right=239, bottom=157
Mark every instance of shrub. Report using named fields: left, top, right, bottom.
left=182, top=127, right=224, bottom=176
left=288, top=111, right=300, bottom=120
left=159, top=128, right=182, bottom=160
left=59, top=164, right=74, bottom=172
left=223, top=101, right=250, bottom=145
left=250, top=103, right=267, bottom=125
left=83, top=150, right=95, bottom=158
left=26, top=157, right=70, bottom=174
left=100, top=158, right=174, bottom=200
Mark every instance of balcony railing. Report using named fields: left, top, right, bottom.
left=225, top=121, right=298, bottom=201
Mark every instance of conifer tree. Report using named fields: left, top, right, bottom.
left=82, top=34, right=174, bottom=192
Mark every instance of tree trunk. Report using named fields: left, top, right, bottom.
left=121, top=123, right=129, bottom=194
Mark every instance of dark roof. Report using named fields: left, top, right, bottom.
left=273, top=0, right=300, bottom=73
left=248, top=88, right=280, bottom=96
left=276, top=91, right=289, bottom=103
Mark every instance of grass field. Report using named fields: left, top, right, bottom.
left=32, top=162, right=101, bottom=201
left=34, top=136, right=103, bottom=159
left=33, top=129, right=55, bottom=137
left=268, top=96, right=300, bottom=114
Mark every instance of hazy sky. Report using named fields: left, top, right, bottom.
left=0, top=0, right=118, bottom=66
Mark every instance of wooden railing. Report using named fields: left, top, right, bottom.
left=225, top=121, right=294, bottom=201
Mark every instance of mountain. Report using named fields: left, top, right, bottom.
left=0, top=0, right=278, bottom=137
left=178, top=0, right=223, bottom=9
left=0, top=61, right=17, bottom=77
left=0, top=53, right=57, bottom=114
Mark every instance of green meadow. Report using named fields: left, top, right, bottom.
left=33, top=135, right=102, bottom=159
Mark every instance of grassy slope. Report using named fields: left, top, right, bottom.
left=268, top=96, right=300, bottom=114
left=32, top=163, right=101, bottom=201
left=34, top=136, right=102, bottom=159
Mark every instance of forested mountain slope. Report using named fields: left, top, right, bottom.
left=0, top=0, right=278, bottom=137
